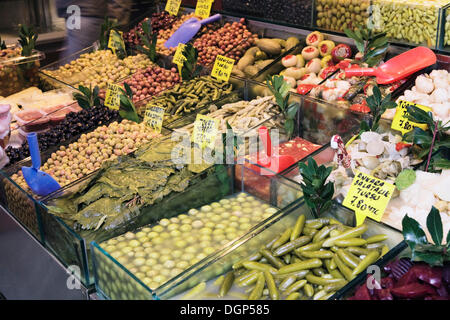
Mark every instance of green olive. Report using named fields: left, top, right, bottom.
left=124, top=232, right=135, bottom=239
left=129, top=240, right=140, bottom=247
left=176, top=261, right=189, bottom=269
left=133, top=258, right=146, bottom=266
left=167, top=223, right=179, bottom=231
left=180, top=225, right=192, bottom=232
left=152, top=225, right=164, bottom=233
left=188, top=209, right=199, bottom=215
left=159, top=219, right=170, bottom=227
left=201, top=205, right=212, bottom=212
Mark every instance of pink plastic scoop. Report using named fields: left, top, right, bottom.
left=344, top=47, right=437, bottom=84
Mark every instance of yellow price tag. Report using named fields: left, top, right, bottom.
left=391, top=100, right=431, bottom=135
left=192, top=114, right=219, bottom=149
left=173, top=43, right=187, bottom=66
left=165, top=0, right=182, bottom=16
left=211, top=54, right=235, bottom=82
left=143, top=106, right=165, bottom=133
left=104, top=83, right=122, bottom=110
left=195, top=0, right=213, bottom=19
left=108, top=30, right=126, bottom=55
left=342, top=171, right=395, bottom=226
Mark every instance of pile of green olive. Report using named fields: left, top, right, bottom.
left=99, top=193, right=278, bottom=291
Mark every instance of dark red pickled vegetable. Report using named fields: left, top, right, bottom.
left=442, top=264, right=450, bottom=284
left=391, top=283, right=437, bottom=299
left=353, top=284, right=372, bottom=300
left=385, top=258, right=414, bottom=280
left=411, top=264, right=443, bottom=288
left=436, top=285, right=448, bottom=297
left=381, top=277, right=395, bottom=289
left=425, top=295, right=448, bottom=300
left=396, top=268, right=418, bottom=287
left=376, top=288, right=394, bottom=300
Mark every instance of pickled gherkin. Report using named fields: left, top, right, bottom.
left=168, top=214, right=389, bottom=300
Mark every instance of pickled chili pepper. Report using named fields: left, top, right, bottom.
left=296, top=84, right=318, bottom=95
left=350, top=103, right=370, bottom=113
left=331, top=44, right=352, bottom=63
left=395, top=141, right=412, bottom=152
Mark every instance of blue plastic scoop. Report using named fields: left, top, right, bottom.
left=164, top=14, right=222, bottom=49
left=21, top=133, right=61, bottom=197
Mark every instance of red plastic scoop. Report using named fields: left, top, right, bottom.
left=256, top=126, right=295, bottom=175
left=344, top=47, right=436, bottom=84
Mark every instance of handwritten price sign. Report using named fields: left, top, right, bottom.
left=104, top=83, right=122, bottom=110
left=211, top=55, right=235, bottom=82
left=173, top=43, right=187, bottom=66
left=144, top=106, right=165, bottom=133
left=343, top=171, right=395, bottom=226
left=165, top=0, right=182, bottom=16
left=195, top=0, right=213, bottom=19
left=192, top=114, right=219, bottom=149
left=391, top=100, right=431, bottom=135
left=108, top=30, right=126, bottom=56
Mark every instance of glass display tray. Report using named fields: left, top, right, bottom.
left=0, top=126, right=173, bottom=286
left=0, top=46, right=45, bottom=97
left=278, top=120, right=418, bottom=230
left=154, top=200, right=405, bottom=300
left=90, top=163, right=308, bottom=300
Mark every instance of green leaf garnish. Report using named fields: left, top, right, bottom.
left=402, top=207, right=449, bottom=266
left=18, top=24, right=38, bottom=57
left=344, top=24, right=388, bottom=67
left=298, top=158, right=334, bottom=217
left=118, top=83, right=141, bottom=123
left=180, top=43, right=201, bottom=81
left=137, top=19, right=157, bottom=62
left=73, top=85, right=101, bottom=109
left=402, top=214, right=427, bottom=249
left=405, top=105, right=450, bottom=173
left=427, top=206, right=443, bottom=246
left=99, top=16, right=119, bottom=50
left=266, top=75, right=299, bottom=139
left=0, top=36, right=6, bottom=50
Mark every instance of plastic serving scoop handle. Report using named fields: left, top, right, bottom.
left=165, top=14, right=221, bottom=48
left=344, top=47, right=436, bottom=84
left=21, top=133, right=61, bottom=197
left=256, top=126, right=296, bottom=175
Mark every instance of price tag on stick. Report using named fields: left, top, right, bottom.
left=104, top=83, right=122, bottom=110
left=391, top=100, right=431, bottom=135
left=173, top=43, right=187, bottom=66
left=192, top=114, right=219, bottom=149
left=195, top=0, right=213, bottom=19
left=342, top=171, right=395, bottom=226
left=165, top=0, right=182, bottom=16
left=211, top=55, right=235, bottom=82
left=108, top=30, right=126, bottom=56
left=144, top=106, right=165, bottom=133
